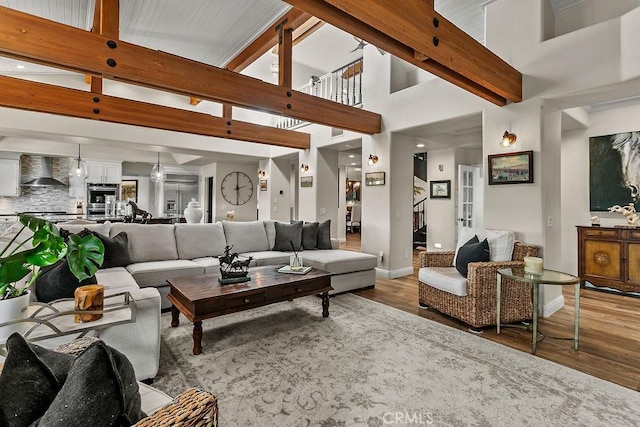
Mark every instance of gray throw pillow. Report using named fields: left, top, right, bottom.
left=298, top=221, right=319, bottom=250
left=36, top=340, right=146, bottom=426
left=0, top=334, right=75, bottom=427
left=274, top=221, right=303, bottom=251
left=317, top=219, right=332, bottom=249
left=93, top=231, right=131, bottom=269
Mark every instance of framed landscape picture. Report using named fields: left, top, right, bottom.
left=430, top=180, right=451, bottom=198
left=300, top=176, right=313, bottom=188
left=488, top=150, right=533, bottom=185
left=121, top=179, right=138, bottom=202
left=365, top=172, right=385, bottom=186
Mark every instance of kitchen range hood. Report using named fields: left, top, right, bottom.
left=21, top=157, right=66, bottom=187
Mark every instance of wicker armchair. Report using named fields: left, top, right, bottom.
left=418, top=241, right=540, bottom=329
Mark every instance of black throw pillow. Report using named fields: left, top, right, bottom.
left=455, top=236, right=490, bottom=278
left=317, top=219, right=332, bottom=249
left=0, top=333, right=75, bottom=427
left=274, top=221, right=303, bottom=251
left=92, top=231, right=131, bottom=269
left=36, top=341, right=146, bottom=427
left=300, top=221, right=319, bottom=250
left=35, top=259, right=98, bottom=303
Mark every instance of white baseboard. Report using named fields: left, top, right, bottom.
left=375, top=267, right=414, bottom=279
left=542, top=294, right=565, bottom=318
left=337, top=237, right=346, bottom=243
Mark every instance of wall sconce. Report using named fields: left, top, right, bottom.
left=367, top=154, right=378, bottom=166
left=300, top=164, right=309, bottom=172
left=500, top=130, right=517, bottom=148
left=258, top=170, right=266, bottom=178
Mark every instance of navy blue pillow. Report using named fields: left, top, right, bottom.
left=455, top=236, right=490, bottom=278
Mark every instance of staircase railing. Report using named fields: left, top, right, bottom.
left=275, top=57, right=364, bottom=130
left=413, top=197, right=427, bottom=233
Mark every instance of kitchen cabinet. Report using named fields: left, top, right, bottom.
left=0, top=158, right=20, bottom=197
left=86, top=161, right=122, bottom=184
left=577, top=226, right=640, bottom=293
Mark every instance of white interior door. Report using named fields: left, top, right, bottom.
left=457, top=165, right=482, bottom=234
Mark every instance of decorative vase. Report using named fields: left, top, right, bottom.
left=0, top=291, right=30, bottom=342
left=184, top=198, right=203, bottom=224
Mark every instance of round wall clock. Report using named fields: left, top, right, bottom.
left=220, top=171, right=254, bottom=205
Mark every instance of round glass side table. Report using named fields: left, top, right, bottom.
left=496, top=268, right=580, bottom=355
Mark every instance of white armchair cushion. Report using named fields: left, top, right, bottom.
left=419, top=267, right=468, bottom=297
left=452, top=227, right=515, bottom=266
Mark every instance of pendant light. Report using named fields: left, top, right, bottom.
left=69, top=144, right=88, bottom=179
left=150, top=152, right=166, bottom=183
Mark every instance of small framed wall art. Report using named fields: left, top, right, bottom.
left=120, top=179, right=138, bottom=202
left=260, top=180, right=268, bottom=191
left=488, top=150, right=534, bottom=185
left=300, top=176, right=313, bottom=188
left=430, top=180, right=451, bottom=199
left=365, top=172, right=385, bottom=186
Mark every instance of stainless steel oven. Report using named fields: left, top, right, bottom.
left=86, top=184, right=118, bottom=217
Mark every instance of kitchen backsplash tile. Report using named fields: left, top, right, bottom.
left=0, top=155, right=79, bottom=214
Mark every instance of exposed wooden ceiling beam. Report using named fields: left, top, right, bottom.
left=283, top=0, right=522, bottom=105
left=0, top=75, right=310, bottom=149
left=0, top=6, right=381, bottom=135
left=90, top=0, right=119, bottom=95
left=278, top=27, right=293, bottom=89
left=225, top=7, right=312, bottom=73
left=271, top=18, right=324, bottom=55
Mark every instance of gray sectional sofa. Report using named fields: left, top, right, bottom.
left=101, top=220, right=377, bottom=309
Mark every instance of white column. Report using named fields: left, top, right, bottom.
left=154, top=181, right=164, bottom=218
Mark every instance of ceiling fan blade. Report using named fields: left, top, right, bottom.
left=349, top=46, right=360, bottom=53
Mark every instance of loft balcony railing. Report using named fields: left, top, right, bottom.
left=275, top=57, right=364, bottom=130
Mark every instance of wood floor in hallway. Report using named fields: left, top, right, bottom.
left=340, top=232, right=640, bottom=391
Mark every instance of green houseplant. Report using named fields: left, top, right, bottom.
left=0, top=214, right=105, bottom=300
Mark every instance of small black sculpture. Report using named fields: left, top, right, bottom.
left=126, top=200, right=152, bottom=224
left=217, top=245, right=252, bottom=284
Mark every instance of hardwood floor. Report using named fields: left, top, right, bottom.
left=340, top=232, right=640, bottom=391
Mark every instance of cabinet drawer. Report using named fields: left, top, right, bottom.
left=221, top=292, right=266, bottom=310
left=624, top=230, right=640, bottom=240
left=266, top=281, right=326, bottom=300
left=582, top=228, right=618, bottom=238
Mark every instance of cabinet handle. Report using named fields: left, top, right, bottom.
left=296, top=288, right=302, bottom=293
left=244, top=298, right=250, bottom=303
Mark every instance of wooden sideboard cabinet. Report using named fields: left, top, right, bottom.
left=577, top=226, right=640, bottom=293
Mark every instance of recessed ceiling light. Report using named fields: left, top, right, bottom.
left=350, top=162, right=357, bottom=166
left=354, top=168, right=361, bottom=171
left=416, top=143, right=425, bottom=148
left=15, top=64, right=25, bottom=70
left=345, top=144, right=352, bottom=148
left=348, top=154, right=355, bottom=158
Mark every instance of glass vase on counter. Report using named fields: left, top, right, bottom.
left=105, top=195, right=116, bottom=218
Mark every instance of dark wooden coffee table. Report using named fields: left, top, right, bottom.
left=167, top=265, right=333, bottom=354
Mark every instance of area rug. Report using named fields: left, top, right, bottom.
left=155, top=294, right=640, bottom=426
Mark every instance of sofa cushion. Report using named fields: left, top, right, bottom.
left=58, top=220, right=111, bottom=236
left=263, top=220, right=278, bottom=250
left=126, top=260, right=204, bottom=288
left=110, top=224, right=178, bottom=263
left=241, top=251, right=292, bottom=267
left=95, top=267, right=140, bottom=293
left=301, top=222, right=319, bottom=250
left=302, top=250, right=377, bottom=274
left=317, top=220, right=332, bottom=249
left=453, top=227, right=515, bottom=267
left=419, top=267, right=468, bottom=297
left=93, top=231, right=132, bottom=269
left=191, top=257, right=221, bottom=274
left=175, top=223, right=227, bottom=260
left=222, top=220, right=270, bottom=253
left=274, top=221, right=303, bottom=251
left=35, top=259, right=98, bottom=303
left=455, top=237, right=490, bottom=278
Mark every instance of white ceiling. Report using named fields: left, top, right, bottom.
left=0, top=0, right=611, bottom=164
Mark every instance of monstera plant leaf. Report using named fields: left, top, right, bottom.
left=66, top=233, right=104, bottom=281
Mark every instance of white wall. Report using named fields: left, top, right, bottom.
left=199, top=162, right=259, bottom=222
left=554, top=0, right=640, bottom=38
left=426, top=148, right=458, bottom=251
